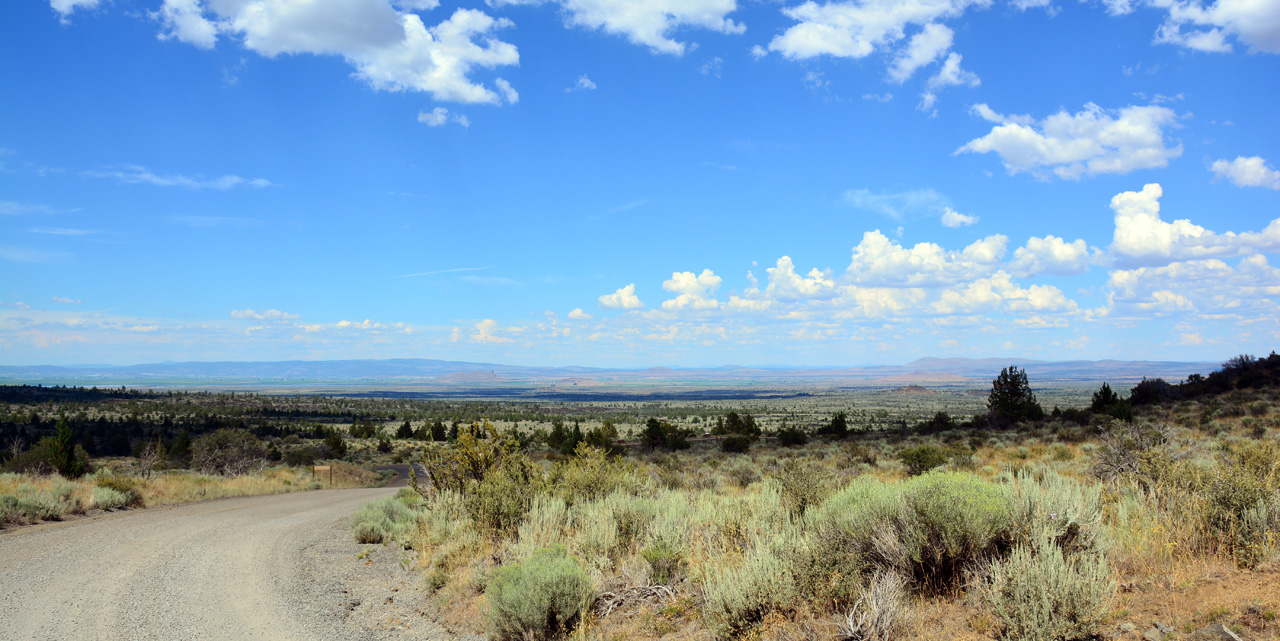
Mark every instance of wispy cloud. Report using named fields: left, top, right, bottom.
left=30, top=227, right=100, bottom=236
left=397, top=266, right=492, bottom=278
left=0, top=246, right=73, bottom=264
left=460, top=275, right=522, bottom=287
left=52, top=297, right=83, bottom=304
left=1, top=201, right=79, bottom=216
left=85, top=165, right=274, bottom=189
left=611, top=199, right=647, bottom=213
left=167, top=215, right=262, bottom=228
left=843, top=187, right=949, bottom=219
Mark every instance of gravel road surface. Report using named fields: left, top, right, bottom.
left=0, top=481, right=469, bottom=641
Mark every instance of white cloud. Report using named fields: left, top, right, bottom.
left=843, top=187, right=948, bottom=219
left=471, top=318, right=512, bottom=343
left=957, top=102, right=1182, bottom=180
left=700, top=56, right=724, bottom=77
left=932, top=271, right=1078, bottom=314
left=846, top=230, right=1007, bottom=286
left=940, top=207, right=978, bottom=227
left=1107, top=255, right=1280, bottom=315
left=1008, top=235, right=1094, bottom=277
left=567, top=308, right=593, bottom=320
left=152, top=2, right=520, bottom=105
left=764, top=256, right=837, bottom=300
left=494, top=77, right=519, bottom=103
left=1108, top=183, right=1280, bottom=266
left=2, top=301, right=32, bottom=309
left=568, top=74, right=597, bottom=91
left=1210, top=155, right=1280, bottom=189
left=52, top=297, right=83, bottom=304
left=926, top=51, right=978, bottom=89
left=599, top=283, right=644, bottom=309
left=85, top=165, right=273, bottom=189
left=231, top=308, right=300, bottom=320
left=1150, top=0, right=1280, bottom=54
left=418, top=107, right=470, bottom=127
left=662, top=269, right=722, bottom=310
left=494, top=0, right=745, bottom=55
left=767, top=0, right=986, bottom=61
left=155, top=0, right=219, bottom=49
left=887, top=23, right=952, bottom=83
left=49, top=0, right=99, bottom=19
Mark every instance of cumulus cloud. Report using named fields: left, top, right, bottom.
left=957, top=102, right=1182, bottom=180
left=1107, top=255, right=1280, bottom=315
left=493, top=0, right=744, bottom=56
left=567, top=308, right=593, bottom=320
left=155, top=0, right=219, bottom=49
left=599, top=283, right=644, bottom=309
left=85, top=165, right=273, bottom=189
left=51, top=297, right=83, bottom=304
left=231, top=308, right=300, bottom=320
left=940, top=207, right=978, bottom=227
left=932, top=271, right=1078, bottom=315
left=846, top=230, right=1007, bottom=287
left=1150, top=0, right=1280, bottom=54
left=1008, top=235, right=1094, bottom=277
left=767, top=0, right=985, bottom=61
left=843, top=187, right=948, bottom=219
left=148, top=1, right=520, bottom=105
left=662, top=269, right=722, bottom=310
left=471, top=318, right=512, bottom=342
left=49, top=0, right=99, bottom=20
left=764, top=257, right=837, bottom=301
left=1210, top=156, right=1280, bottom=189
left=1109, top=183, right=1280, bottom=266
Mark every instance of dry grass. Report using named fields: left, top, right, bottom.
left=1, top=460, right=381, bottom=527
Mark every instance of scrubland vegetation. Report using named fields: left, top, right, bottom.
left=352, top=354, right=1280, bottom=641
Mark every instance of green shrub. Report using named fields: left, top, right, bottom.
left=703, top=548, right=797, bottom=637
left=467, top=455, right=543, bottom=538
left=191, top=428, right=266, bottom=475
left=981, top=540, right=1113, bottom=641
left=773, top=459, right=830, bottom=518
left=898, top=445, right=948, bottom=476
left=92, top=486, right=132, bottom=510
left=898, top=471, right=1010, bottom=589
left=776, top=425, right=808, bottom=447
left=1005, top=471, right=1105, bottom=557
left=549, top=444, right=635, bottom=506
left=95, top=473, right=147, bottom=508
left=785, top=524, right=865, bottom=612
left=486, top=545, right=594, bottom=641
left=721, top=435, right=753, bottom=454
left=350, top=494, right=419, bottom=546
left=641, top=537, right=685, bottom=586
left=353, top=521, right=385, bottom=544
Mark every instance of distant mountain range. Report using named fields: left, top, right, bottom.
left=0, top=356, right=1222, bottom=388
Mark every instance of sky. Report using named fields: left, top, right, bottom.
left=1, top=0, right=1278, bottom=368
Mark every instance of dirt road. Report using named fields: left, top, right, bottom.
left=0, top=485, right=465, bottom=641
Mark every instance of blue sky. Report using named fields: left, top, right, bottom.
left=1, top=0, right=1278, bottom=367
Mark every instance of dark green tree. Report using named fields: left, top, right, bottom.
left=988, top=365, right=1044, bottom=426
left=397, top=421, right=414, bottom=439
left=46, top=417, right=88, bottom=478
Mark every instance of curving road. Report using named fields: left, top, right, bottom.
left=0, top=478, right=457, bottom=641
